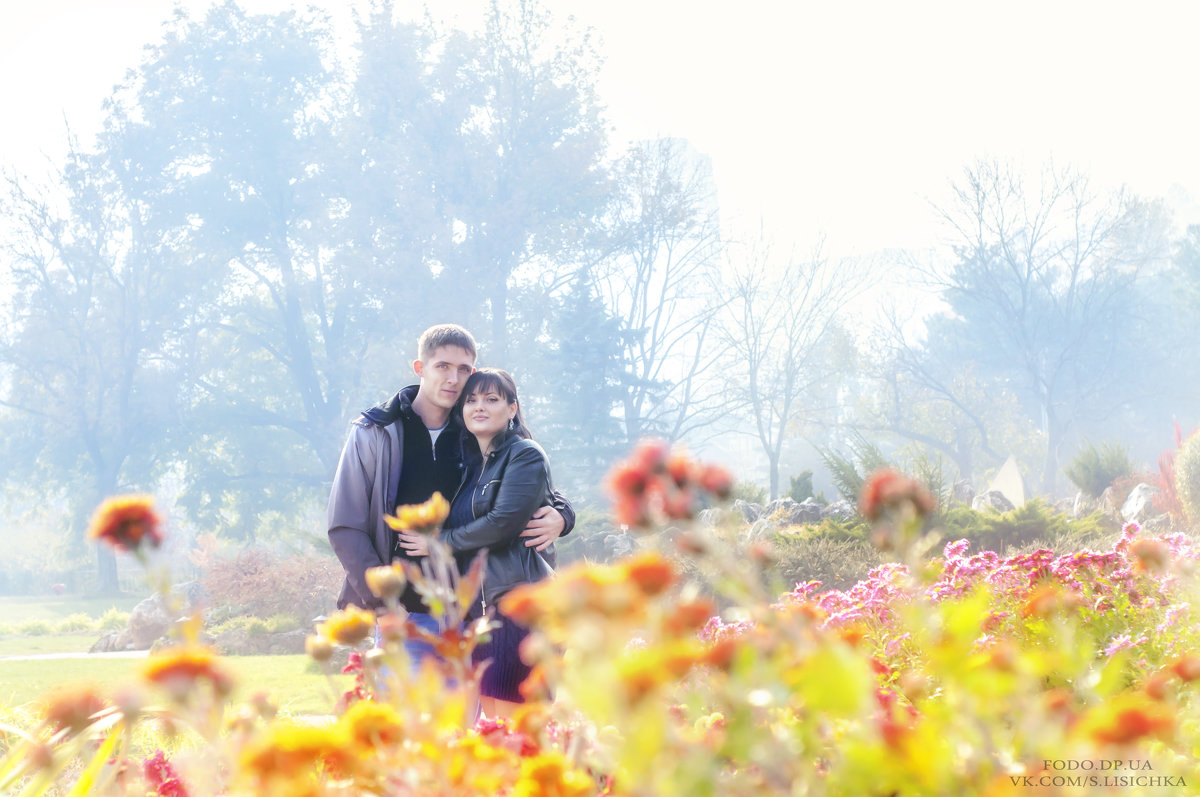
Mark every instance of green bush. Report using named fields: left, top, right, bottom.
left=1064, top=440, right=1135, bottom=498
left=936, top=499, right=1114, bottom=553
left=55, top=613, right=96, bottom=633
left=265, top=614, right=302, bottom=634
left=97, top=608, right=130, bottom=631
left=770, top=534, right=884, bottom=593
left=788, top=471, right=816, bottom=503
left=17, top=620, right=52, bottom=636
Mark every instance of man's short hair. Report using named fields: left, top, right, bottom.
left=417, top=324, right=477, bottom=362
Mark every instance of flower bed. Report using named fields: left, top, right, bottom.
left=1, top=448, right=1197, bottom=795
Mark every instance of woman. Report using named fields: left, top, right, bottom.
left=397, top=368, right=556, bottom=718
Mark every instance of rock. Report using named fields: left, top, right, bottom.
left=697, top=508, right=723, bottom=528
left=127, top=594, right=172, bottom=649
left=1121, top=484, right=1158, bottom=524
left=971, top=490, right=1015, bottom=513
left=952, top=480, right=976, bottom=505
left=742, top=518, right=777, bottom=541
left=1071, top=491, right=1094, bottom=518
left=89, top=631, right=123, bottom=653
left=604, top=533, right=635, bottom=559
left=765, top=497, right=823, bottom=526
left=211, top=628, right=308, bottom=656
left=733, top=500, right=764, bottom=523
left=1099, top=486, right=1121, bottom=515
left=820, top=500, right=855, bottom=521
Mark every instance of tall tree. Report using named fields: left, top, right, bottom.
left=98, top=2, right=394, bottom=538
left=721, top=235, right=865, bottom=499
left=597, top=137, right=725, bottom=444
left=0, top=145, right=204, bottom=590
left=436, top=0, right=609, bottom=361
left=925, top=161, right=1169, bottom=492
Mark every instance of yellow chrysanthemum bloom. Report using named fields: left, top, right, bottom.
left=384, top=492, right=450, bottom=534
left=316, top=605, right=376, bottom=647
left=239, top=722, right=358, bottom=784
left=364, top=563, right=407, bottom=601
left=340, top=699, right=405, bottom=749
left=513, top=750, right=594, bottom=797
left=142, top=645, right=234, bottom=700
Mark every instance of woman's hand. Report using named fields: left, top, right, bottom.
left=397, top=529, right=430, bottom=557
left=520, top=505, right=565, bottom=551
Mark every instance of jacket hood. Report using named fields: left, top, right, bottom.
left=359, top=384, right=420, bottom=427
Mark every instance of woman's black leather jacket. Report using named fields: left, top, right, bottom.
left=440, top=430, right=557, bottom=607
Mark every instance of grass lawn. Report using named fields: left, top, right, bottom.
left=0, top=632, right=99, bottom=656
left=0, top=654, right=352, bottom=718
left=0, top=594, right=146, bottom=624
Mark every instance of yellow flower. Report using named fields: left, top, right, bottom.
left=239, top=722, right=358, bottom=784
left=142, top=645, right=234, bottom=701
left=305, top=634, right=334, bottom=662
left=316, top=606, right=375, bottom=646
left=341, top=699, right=404, bottom=749
left=513, top=750, right=594, bottom=797
left=384, top=492, right=450, bottom=534
left=87, top=494, right=162, bottom=552
left=365, top=563, right=407, bottom=601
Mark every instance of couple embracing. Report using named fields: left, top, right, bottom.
left=326, top=324, right=572, bottom=719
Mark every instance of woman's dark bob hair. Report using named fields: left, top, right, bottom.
left=456, top=367, right=532, bottom=440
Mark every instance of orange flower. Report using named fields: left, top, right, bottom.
left=663, top=596, right=717, bottom=636
left=665, top=453, right=695, bottom=487
left=142, top=646, right=234, bottom=700
left=1168, top=654, right=1200, bottom=681
left=384, top=492, right=450, bottom=534
left=630, top=439, right=670, bottom=473
left=500, top=582, right=548, bottom=626
left=858, top=468, right=936, bottom=522
left=316, top=606, right=375, bottom=646
left=40, top=684, right=109, bottom=734
left=513, top=751, right=595, bottom=797
left=1021, top=585, right=1080, bottom=619
left=1080, top=693, right=1174, bottom=745
left=623, top=551, right=677, bottom=596
left=87, top=495, right=162, bottom=552
left=305, top=634, right=334, bottom=663
left=1130, top=537, right=1170, bottom=572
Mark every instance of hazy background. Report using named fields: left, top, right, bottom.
left=1, top=0, right=1198, bottom=592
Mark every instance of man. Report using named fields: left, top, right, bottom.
left=326, top=323, right=572, bottom=651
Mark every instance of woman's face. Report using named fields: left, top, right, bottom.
left=462, top=388, right=517, bottom=440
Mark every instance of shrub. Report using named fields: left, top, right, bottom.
left=17, top=619, right=52, bottom=636
left=97, top=608, right=130, bottom=631
left=56, top=613, right=96, bottom=633
left=202, top=550, right=343, bottom=624
left=937, top=499, right=1114, bottom=553
left=1064, top=440, right=1135, bottom=498
left=1176, top=430, right=1200, bottom=525
left=788, top=470, right=816, bottom=502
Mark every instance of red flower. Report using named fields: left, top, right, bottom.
left=87, top=495, right=163, bottom=552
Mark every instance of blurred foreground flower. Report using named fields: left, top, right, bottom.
left=87, top=494, right=163, bottom=553
left=315, top=606, right=376, bottom=647
left=384, top=491, right=450, bottom=534
left=607, top=439, right=733, bottom=529
left=142, top=645, right=235, bottom=702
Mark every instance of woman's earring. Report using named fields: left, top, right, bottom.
left=507, top=418, right=514, bottom=431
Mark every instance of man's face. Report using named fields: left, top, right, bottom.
left=414, top=345, right=476, bottom=410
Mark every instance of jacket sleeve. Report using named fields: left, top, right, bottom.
left=549, top=489, right=576, bottom=537
left=326, top=423, right=386, bottom=610
left=439, top=444, right=549, bottom=553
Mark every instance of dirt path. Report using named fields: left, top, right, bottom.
left=0, top=650, right=149, bottom=661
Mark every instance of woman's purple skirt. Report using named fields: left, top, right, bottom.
left=472, top=609, right=531, bottom=703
